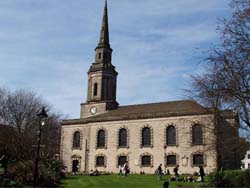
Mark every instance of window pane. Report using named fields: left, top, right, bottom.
left=192, top=124, right=203, bottom=145
left=97, top=130, right=105, bottom=147
left=94, top=83, right=98, bottom=96
left=96, top=156, right=105, bottom=166
left=167, top=126, right=176, bottom=145
left=167, top=155, right=176, bottom=165
left=142, top=128, right=151, bottom=146
left=73, top=132, right=81, bottom=148
left=118, top=156, right=127, bottom=166
left=142, top=155, right=151, bottom=166
left=193, top=154, right=204, bottom=165
left=119, top=129, right=127, bottom=147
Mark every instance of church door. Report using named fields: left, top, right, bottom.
left=72, top=160, right=79, bottom=172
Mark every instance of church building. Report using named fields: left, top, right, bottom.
left=60, top=1, right=240, bottom=174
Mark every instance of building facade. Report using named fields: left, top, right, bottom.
left=60, top=1, right=240, bottom=174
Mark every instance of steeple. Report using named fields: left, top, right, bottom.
left=97, top=0, right=110, bottom=48
left=81, top=0, right=118, bottom=118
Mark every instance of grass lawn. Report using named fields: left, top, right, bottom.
left=61, top=174, right=206, bottom=188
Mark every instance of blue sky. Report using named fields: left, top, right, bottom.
left=0, top=0, right=232, bottom=118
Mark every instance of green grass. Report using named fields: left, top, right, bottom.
left=61, top=174, right=205, bottom=188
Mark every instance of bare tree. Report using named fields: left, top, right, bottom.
left=187, top=0, right=250, bottom=169
left=0, top=88, right=62, bottom=161
left=190, top=0, right=250, bottom=130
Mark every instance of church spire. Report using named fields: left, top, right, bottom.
left=81, top=0, right=118, bottom=118
left=97, top=0, right=110, bottom=48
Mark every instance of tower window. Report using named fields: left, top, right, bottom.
left=94, top=83, right=98, bottom=96
left=98, top=53, right=101, bottom=59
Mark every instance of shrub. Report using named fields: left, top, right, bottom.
left=39, top=159, right=65, bottom=187
left=208, top=170, right=250, bottom=188
left=7, top=160, right=34, bottom=186
left=5, top=159, right=65, bottom=187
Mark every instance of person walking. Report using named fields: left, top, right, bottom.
left=173, top=165, right=179, bottom=177
left=123, top=161, right=129, bottom=177
left=199, top=166, right=205, bottom=182
left=158, top=164, right=163, bottom=180
left=118, top=164, right=123, bottom=175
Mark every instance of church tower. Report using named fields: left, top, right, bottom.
left=81, top=0, right=118, bottom=118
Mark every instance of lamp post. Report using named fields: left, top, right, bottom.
left=33, top=107, right=48, bottom=188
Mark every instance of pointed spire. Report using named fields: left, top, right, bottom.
left=97, top=0, right=110, bottom=48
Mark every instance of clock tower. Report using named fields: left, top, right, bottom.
left=80, top=0, right=118, bottom=118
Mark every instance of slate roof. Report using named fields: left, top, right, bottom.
left=62, top=100, right=213, bottom=125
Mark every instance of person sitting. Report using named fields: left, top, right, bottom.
left=170, top=176, right=176, bottom=181
left=94, top=169, right=99, bottom=176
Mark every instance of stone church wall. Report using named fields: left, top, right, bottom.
left=61, top=114, right=218, bottom=174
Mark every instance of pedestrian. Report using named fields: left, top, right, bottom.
left=173, top=165, right=179, bottom=177
left=158, top=164, right=163, bottom=180
left=118, top=164, right=123, bottom=175
left=123, top=161, right=129, bottom=177
left=199, top=165, right=205, bottom=182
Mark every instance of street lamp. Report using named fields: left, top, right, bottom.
left=33, top=107, right=48, bottom=188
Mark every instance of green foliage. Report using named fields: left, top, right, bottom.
left=2, top=159, right=65, bottom=187
left=208, top=170, right=250, bottom=188
left=39, top=159, right=65, bottom=187
left=7, top=160, right=34, bottom=187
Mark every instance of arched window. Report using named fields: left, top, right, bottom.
left=141, top=155, right=151, bottom=166
left=96, top=156, right=105, bottom=167
left=97, top=129, right=106, bottom=148
left=192, top=124, right=203, bottom=145
left=166, top=126, right=176, bottom=145
left=193, top=154, right=204, bottom=166
left=166, top=155, right=176, bottom=166
left=118, top=156, right=127, bottom=166
left=94, top=83, right=98, bottom=96
left=73, top=131, right=81, bottom=148
left=119, top=128, right=127, bottom=147
left=142, top=127, right=151, bottom=147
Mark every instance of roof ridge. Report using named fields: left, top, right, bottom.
left=118, top=99, right=200, bottom=108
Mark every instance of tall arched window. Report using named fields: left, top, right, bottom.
left=192, top=124, right=203, bottom=145
left=119, top=128, right=127, bottom=147
left=94, top=83, right=98, bottom=96
left=193, top=154, right=204, bottom=166
left=97, top=129, right=106, bottom=148
left=73, top=131, right=81, bottom=148
left=166, top=126, right=176, bottom=145
left=141, top=155, right=151, bottom=166
left=142, top=127, right=151, bottom=147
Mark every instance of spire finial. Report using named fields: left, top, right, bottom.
left=97, top=0, right=110, bottom=48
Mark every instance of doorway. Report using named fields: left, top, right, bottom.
left=72, top=160, right=79, bottom=172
